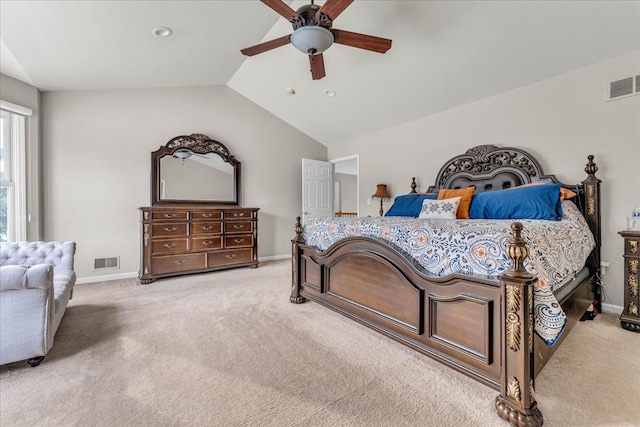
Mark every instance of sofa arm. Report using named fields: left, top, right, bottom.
left=0, top=265, right=54, bottom=291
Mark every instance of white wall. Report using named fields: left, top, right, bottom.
left=42, top=85, right=326, bottom=280
left=0, top=74, right=42, bottom=240
left=328, top=52, right=640, bottom=309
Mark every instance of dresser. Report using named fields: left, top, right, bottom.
left=139, top=206, right=259, bottom=284
left=619, top=230, right=640, bottom=332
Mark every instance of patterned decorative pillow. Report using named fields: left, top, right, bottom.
left=418, top=197, right=462, bottom=219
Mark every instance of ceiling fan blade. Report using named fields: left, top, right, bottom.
left=309, top=54, right=326, bottom=80
left=241, top=34, right=291, bottom=56
left=316, top=0, right=354, bottom=22
left=331, top=29, right=392, bottom=53
left=261, top=0, right=301, bottom=21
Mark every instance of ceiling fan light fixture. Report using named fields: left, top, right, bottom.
left=290, top=26, right=334, bottom=55
left=174, top=149, right=192, bottom=159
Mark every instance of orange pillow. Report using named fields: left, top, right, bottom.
left=559, top=187, right=577, bottom=200
left=438, top=187, right=475, bottom=219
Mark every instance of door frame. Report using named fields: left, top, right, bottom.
left=330, top=154, right=359, bottom=216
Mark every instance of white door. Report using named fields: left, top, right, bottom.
left=302, top=158, right=333, bottom=224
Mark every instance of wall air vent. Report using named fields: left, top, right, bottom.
left=606, top=75, right=640, bottom=101
left=94, top=256, right=120, bottom=270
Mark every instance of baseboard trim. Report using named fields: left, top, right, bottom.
left=259, top=254, right=290, bottom=262
left=76, top=271, right=138, bottom=284
left=600, top=302, right=623, bottom=315
left=76, top=254, right=291, bottom=284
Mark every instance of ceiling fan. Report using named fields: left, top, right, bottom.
left=240, top=0, right=392, bottom=80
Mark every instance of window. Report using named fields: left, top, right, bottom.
left=0, top=105, right=28, bottom=243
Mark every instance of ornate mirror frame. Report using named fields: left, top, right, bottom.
left=151, top=133, right=241, bottom=206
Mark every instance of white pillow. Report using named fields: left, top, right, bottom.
left=418, top=196, right=462, bottom=219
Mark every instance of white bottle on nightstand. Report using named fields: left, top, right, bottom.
left=629, top=205, right=640, bottom=230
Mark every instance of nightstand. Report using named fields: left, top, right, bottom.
left=619, top=230, right=640, bottom=332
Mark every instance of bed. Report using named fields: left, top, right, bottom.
left=290, top=145, right=601, bottom=427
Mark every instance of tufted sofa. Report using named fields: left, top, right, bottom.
left=0, top=241, right=76, bottom=366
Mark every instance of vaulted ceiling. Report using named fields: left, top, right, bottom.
left=1, top=1, right=639, bottom=146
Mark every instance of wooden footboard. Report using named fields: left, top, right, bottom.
left=291, top=220, right=546, bottom=426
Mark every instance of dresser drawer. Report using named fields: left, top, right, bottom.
left=152, top=223, right=188, bottom=237
left=191, top=236, right=223, bottom=251
left=225, top=210, right=254, bottom=220
left=151, top=211, right=188, bottom=221
left=151, top=253, right=207, bottom=274
left=191, top=210, right=223, bottom=220
left=224, top=235, right=254, bottom=248
left=224, top=220, right=253, bottom=234
left=151, top=238, right=188, bottom=255
left=208, top=248, right=253, bottom=266
left=191, top=221, right=222, bottom=235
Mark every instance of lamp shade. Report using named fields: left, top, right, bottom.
left=290, top=25, right=334, bottom=55
left=372, top=184, right=390, bottom=199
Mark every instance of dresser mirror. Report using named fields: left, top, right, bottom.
left=151, top=133, right=240, bottom=205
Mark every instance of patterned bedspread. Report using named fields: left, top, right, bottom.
left=303, top=201, right=595, bottom=345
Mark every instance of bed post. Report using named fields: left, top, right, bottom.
left=290, top=216, right=307, bottom=304
left=582, top=155, right=602, bottom=310
left=495, top=222, right=543, bottom=427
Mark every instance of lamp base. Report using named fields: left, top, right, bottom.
left=379, top=199, right=384, bottom=216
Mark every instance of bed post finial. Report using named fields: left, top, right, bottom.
left=496, top=221, right=542, bottom=427
left=294, top=216, right=304, bottom=243
left=584, top=154, right=598, bottom=178
left=410, top=177, right=417, bottom=193
left=504, top=222, right=531, bottom=277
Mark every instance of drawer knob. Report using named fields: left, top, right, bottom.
left=233, top=213, right=244, bottom=217
left=163, top=243, right=177, bottom=248
left=201, top=213, right=214, bottom=218
left=163, top=226, right=178, bottom=232
left=201, top=226, right=214, bottom=231
left=234, top=238, right=244, bottom=244
left=201, top=240, right=214, bottom=246
left=233, top=224, right=244, bottom=229
left=226, top=254, right=237, bottom=259
left=175, top=260, right=185, bottom=265
left=163, top=213, right=177, bottom=218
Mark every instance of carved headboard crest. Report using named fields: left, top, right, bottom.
left=427, top=145, right=559, bottom=193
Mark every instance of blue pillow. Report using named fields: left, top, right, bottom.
left=468, top=183, right=563, bottom=221
left=385, top=193, right=438, bottom=217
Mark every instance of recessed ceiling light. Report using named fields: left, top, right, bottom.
left=324, top=89, right=336, bottom=97
left=286, top=87, right=296, bottom=95
left=152, top=27, right=173, bottom=37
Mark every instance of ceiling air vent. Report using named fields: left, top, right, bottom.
left=607, top=75, right=639, bottom=101
left=94, top=256, right=119, bottom=270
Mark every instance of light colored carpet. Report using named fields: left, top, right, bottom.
left=1, top=260, right=638, bottom=426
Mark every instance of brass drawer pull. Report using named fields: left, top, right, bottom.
left=234, top=238, right=244, bottom=244
left=233, top=224, right=245, bottom=230
left=200, top=213, right=215, bottom=218
left=233, top=212, right=245, bottom=217
left=163, top=226, right=178, bottom=232
left=201, top=225, right=215, bottom=231
left=201, top=240, right=214, bottom=246
left=163, top=243, right=177, bottom=248
left=226, top=254, right=237, bottom=259
left=175, top=260, right=186, bottom=265
left=163, top=213, right=177, bottom=218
